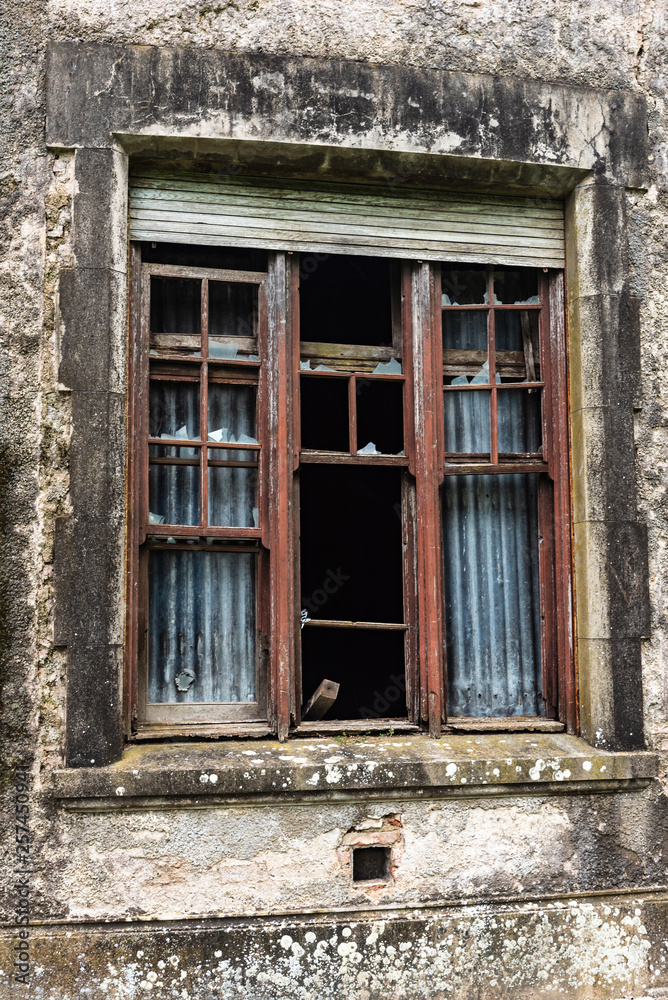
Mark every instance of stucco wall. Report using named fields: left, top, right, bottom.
left=2, top=1, right=668, bottom=998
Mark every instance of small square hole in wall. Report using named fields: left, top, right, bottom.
left=352, top=846, right=391, bottom=883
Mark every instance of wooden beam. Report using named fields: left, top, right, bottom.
left=405, top=262, right=446, bottom=738
left=301, top=679, right=340, bottom=721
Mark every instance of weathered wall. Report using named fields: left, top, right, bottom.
left=2, top=1, right=668, bottom=998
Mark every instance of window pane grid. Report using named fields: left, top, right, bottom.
left=442, top=264, right=544, bottom=469
left=146, top=270, right=262, bottom=538
left=299, top=369, right=406, bottom=462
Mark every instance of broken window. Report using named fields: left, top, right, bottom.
left=128, top=244, right=570, bottom=738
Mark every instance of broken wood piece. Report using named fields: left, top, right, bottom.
left=302, top=679, right=340, bottom=721
left=520, top=311, right=536, bottom=383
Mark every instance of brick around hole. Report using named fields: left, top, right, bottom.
left=352, top=845, right=390, bottom=882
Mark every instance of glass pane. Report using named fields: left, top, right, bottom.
left=442, top=474, right=543, bottom=717
left=442, top=311, right=487, bottom=351
left=150, top=277, right=201, bottom=354
left=493, top=268, right=539, bottom=304
left=209, top=281, right=258, bottom=359
left=498, top=390, right=542, bottom=453
left=208, top=448, right=258, bottom=528
left=444, top=390, right=490, bottom=454
left=148, top=549, right=257, bottom=703
left=207, top=384, right=257, bottom=444
left=149, top=456, right=200, bottom=526
left=300, top=375, right=349, bottom=452
left=149, top=382, right=200, bottom=441
left=441, top=265, right=487, bottom=305
left=356, top=379, right=404, bottom=455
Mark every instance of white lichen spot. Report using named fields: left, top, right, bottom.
left=342, top=928, right=352, bottom=938
left=146, top=972, right=158, bottom=983
left=280, top=935, right=293, bottom=950
left=305, top=932, right=316, bottom=944
left=582, top=760, right=592, bottom=771
left=445, top=763, right=458, bottom=778
left=493, top=767, right=500, bottom=777
left=214, top=951, right=222, bottom=958
left=337, top=941, right=357, bottom=957
left=115, top=786, right=125, bottom=796
left=241, top=750, right=257, bottom=756
left=529, top=759, right=546, bottom=781
left=208, top=773, right=218, bottom=783
left=291, top=942, right=305, bottom=958
left=199, top=774, right=209, bottom=783
left=324, top=756, right=344, bottom=764
left=157, top=961, right=165, bottom=970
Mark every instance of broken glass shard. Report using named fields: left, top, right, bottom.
left=471, top=361, right=500, bottom=384
left=148, top=511, right=166, bottom=524
left=209, top=340, right=239, bottom=359
left=358, top=442, right=379, bottom=455
left=372, top=358, right=402, bottom=375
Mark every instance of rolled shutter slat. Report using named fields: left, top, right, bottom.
left=130, top=170, right=564, bottom=268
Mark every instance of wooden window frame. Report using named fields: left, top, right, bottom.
left=126, top=247, right=574, bottom=741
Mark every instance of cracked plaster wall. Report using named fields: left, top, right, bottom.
left=3, top=0, right=668, bottom=997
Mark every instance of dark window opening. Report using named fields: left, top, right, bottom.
left=300, top=376, right=350, bottom=452
left=300, top=465, right=406, bottom=720
left=150, top=277, right=201, bottom=336
left=356, top=379, right=404, bottom=455
left=142, top=242, right=268, bottom=272
left=299, top=254, right=394, bottom=347
left=352, top=846, right=391, bottom=882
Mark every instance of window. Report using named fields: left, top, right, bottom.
left=127, top=243, right=572, bottom=740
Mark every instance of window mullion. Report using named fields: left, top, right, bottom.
left=488, top=266, right=499, bottom=465
left=408, top=261, right=445, bottom=737
left=200, top=278, right=209, bottom=531
left=546, top=270, right=576, bottom=732
left=266, top=251, right=297, bottom=740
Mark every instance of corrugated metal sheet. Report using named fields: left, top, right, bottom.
left=148, top=549, right=257, bottom=704
left=443, top=392, right=543, bottom=717
left=130, top=170, right=565, bottom=268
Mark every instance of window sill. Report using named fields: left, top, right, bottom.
left=51, top=733, right=657, bottom=811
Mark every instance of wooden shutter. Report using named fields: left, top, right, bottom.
left=130, top=170, right=564, bottom=268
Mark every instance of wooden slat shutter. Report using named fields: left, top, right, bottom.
left=130, top=170, right=564, bottom=268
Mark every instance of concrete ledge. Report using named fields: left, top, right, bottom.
left=2, top=893, right=667, bottom=999
left=51, top=733, right=658, bottom=807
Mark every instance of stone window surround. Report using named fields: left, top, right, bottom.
left=46, top=41, right=651, bottom=770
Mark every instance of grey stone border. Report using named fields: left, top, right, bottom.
left=45, top=42, right=651, bottom=766
left=2, top=894, right=667, bottom=997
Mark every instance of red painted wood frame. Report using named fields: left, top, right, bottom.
left=438, top=266, right=574, bottom=731
left=126, top=249, right=575, bottom=739
left=126, top=255, right=273, bottom=732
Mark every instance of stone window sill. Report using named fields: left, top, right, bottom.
left=51, top=733, right=658, bottom=810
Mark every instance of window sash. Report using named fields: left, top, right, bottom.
left=126, top=248, right=573, bottom=738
